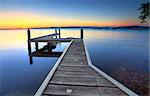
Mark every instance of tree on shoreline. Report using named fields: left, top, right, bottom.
left=138, top=2, right=150, bottom=23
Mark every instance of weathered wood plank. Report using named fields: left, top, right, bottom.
left=96, top=78, right=116, bottom=87
left=30, top=38, right=71, bottom=42
left=50, top=76, right=98, bottom=86
left=94, top=72, right=106, bottom=79
left=99, top=87, right=128, bottom=96
left=43, top=84, right=100, bottom=96
left=56, top=66, right=94, bottom=72
left=54, top=70, right=96, bottom=78
left=61, top=58, right=87, bottom=63
left=61, top=59, right=87, bottom=63
left=30, top=33, right=59, bottom=41
left=60, top=62, right=88, bottom=67
left=63, top=55, right=86, bottom=59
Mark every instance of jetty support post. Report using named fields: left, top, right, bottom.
left=27, top=29, right=31, bottom=55
left=81, top=28, right=83, bottom=39
left=27, top=29, right=33, bottom=64
left=35, top=42, right=39, bottom=51
left=29, top=56, right=33, bottom=64
left=58, top=28, right=61, bottom=38
left=55, top=28, right=57, bottom=38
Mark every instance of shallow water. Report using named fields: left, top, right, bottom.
left=0, top=28, right=149, bottom=96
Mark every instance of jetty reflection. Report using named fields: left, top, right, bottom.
left=28, top=42, right=63, bottom=64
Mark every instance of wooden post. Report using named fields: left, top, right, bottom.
left=29, top=56, right=33, bottom=64
left=27, top=29, right=31, bottom=40
left=81, top=28, right=83, bottom=39
left=58, top=28, right=61, bottom=38
left=27, top=29, right=32, bottom=55
left=55, top=28, right=57, bottom=38
left=47, top=42, right=52, bottom=52
left=35, top=42, right=38, bottom=51
left=28, top=42, right=32, bottom=55
left=27, top=29, right=33, bottom=64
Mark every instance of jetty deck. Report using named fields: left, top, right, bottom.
left=37, top=39, right=127, bottom=96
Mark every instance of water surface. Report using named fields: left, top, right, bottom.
left=0, top=28, right=149, bottom=96
left=0, top=29, right=69, bottom=96
left=83, top=29, right=149, bottom=95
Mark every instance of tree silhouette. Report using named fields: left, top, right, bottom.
left=138, top=2, right=150, bottom=23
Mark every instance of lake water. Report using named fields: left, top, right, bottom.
left=0, top=29, right=70, bottom=96
left=83, top=29, right=149, bottom=96
left=0, top=28, right=149, bottom=96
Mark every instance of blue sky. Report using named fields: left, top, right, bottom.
left=0, top=0, right=148, bottom=28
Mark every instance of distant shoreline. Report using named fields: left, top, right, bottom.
left=0, top=26, right=149, bottom=30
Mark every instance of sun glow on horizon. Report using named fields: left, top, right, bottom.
left=0, top=11, right=143, bottom=29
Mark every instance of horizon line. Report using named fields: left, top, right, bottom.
left=0, top=25, right=149, bottom=30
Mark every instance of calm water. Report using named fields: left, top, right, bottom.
left=83, top=29, right=149, bottom=95
left=0, top=29, right=69, bottom=96
left=0, top=28, right=149, bottom=96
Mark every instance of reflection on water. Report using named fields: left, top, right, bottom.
left=0, top=28, right=149, bottom=96
left=28, top=42, right=64, bottom=64
left=0, top=29, right=69, bottom=96
left=84, top=29, right=149, bottom=95
left=0, top=29, right=55, bottom=49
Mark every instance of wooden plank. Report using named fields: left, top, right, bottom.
left=62, top=58, right=87, bottom=63
left=96, top=78, right=117, bottom=87
left=94, top=72, right=107, bottom=79
left=59, top=63, right=88, bottom=67
left=66, top=52, right=85, bottom=55
left=63, top=55, right=86, bottom=60
left=43, top=84, right=100, bottom=96
left=54, top=70, right=96, bottom=78
left=50, top=76, right=98, bottom=86
left=30, top=38, right=71, bottom=42
left=99, top=87, right=128, bottom=96
left=60, top=59, right=88, bottom=66
left=56, top=66, right=94, bottom=72
left=30, top=33, right=59, bottom=41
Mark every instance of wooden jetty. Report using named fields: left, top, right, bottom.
left=39, top=39, right=128, bottom=96
left=27, top=28, right=138, bottom=96
left=27, top=28, right=72, bottom=64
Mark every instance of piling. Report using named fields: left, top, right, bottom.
left=27, top=29, right=31, bottom=55
left=27, top=29, right=33, bottom=64
left=81, top=28, right=83, bottom=39
left=55, top=28, right=57, bottom=38
left=58, top=28, right=61, bottom=38
left=35, top=42, right=39, bottom=51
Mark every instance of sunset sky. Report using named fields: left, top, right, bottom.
left=0, top=0, right=148, bottom=29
